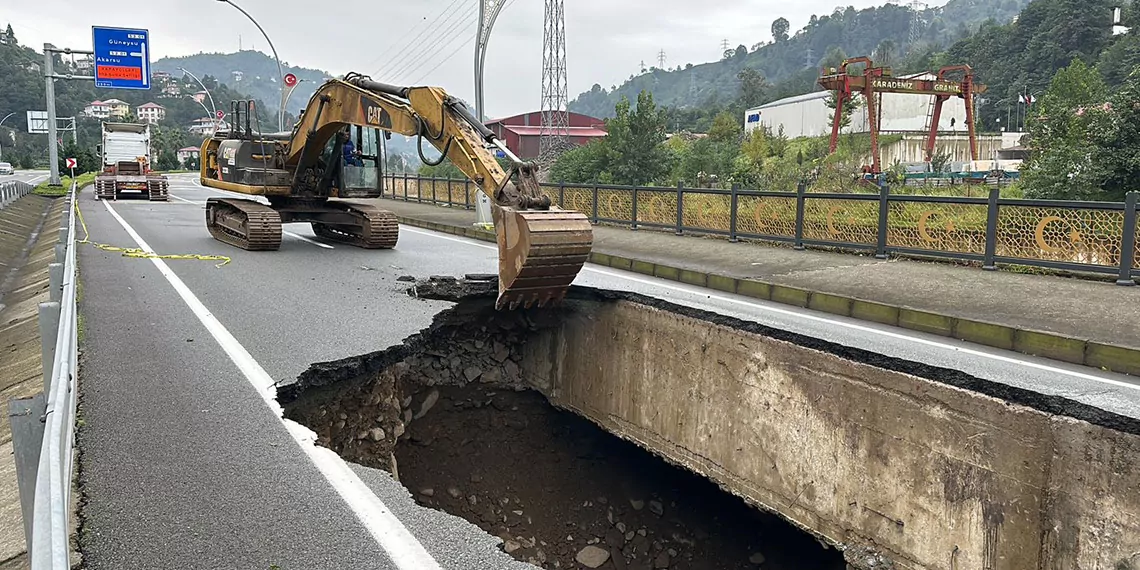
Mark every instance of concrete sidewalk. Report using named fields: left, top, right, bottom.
left=374, top=197, right=1140, bottom=376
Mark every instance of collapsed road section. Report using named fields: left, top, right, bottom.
left=280, top=277, right=1140, bottom=570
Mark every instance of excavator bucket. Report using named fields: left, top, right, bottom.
left=493, top=206, right=593, bottom=310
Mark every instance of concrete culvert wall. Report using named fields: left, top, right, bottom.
left=281, top=284, right=1140, bottom=570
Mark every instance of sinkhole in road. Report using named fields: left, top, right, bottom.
left=392, top=382, right=844, bottom=570
left=281, top=281, right=845, bottom=570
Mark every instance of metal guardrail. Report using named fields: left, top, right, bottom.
left=382, top=174, right=1140, bottom=285
left=9, top=181, right=78, bottom=569
left=1, top=180, right=34, bottom=209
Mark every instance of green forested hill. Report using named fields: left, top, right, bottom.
left=153, top=50, right=330, bottom=115
left=946, top=0, right=1136, bottom=129
left=568, top=0, right=1030, bottom=121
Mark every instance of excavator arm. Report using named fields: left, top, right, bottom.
left=286, top=74, right=593, bottom=309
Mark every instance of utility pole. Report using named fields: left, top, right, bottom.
left=44, top=44, right=59, bottom=185
left=657, top=49, right=666, bottom=69
left=721, top=39, right=730, bottom=52
left=0, top=112, right=15, bottom=162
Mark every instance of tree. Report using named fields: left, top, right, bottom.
left=4, top=24, right=14, bottom=44
left=824, top=92, right=861, bottom=130
left=550, top=140, right=611, bottom=184
left=57, top=140, right=98, bottom=175
left=771, top=18, right=790, bottom=43
left=1020, top=59, right=1108, bottom=199
left=737, top=68, right=768, bottom=109
left=1085, top=67, right=1140, bottom=200
left=874, top=40, right=896, bottom=67
left=606, top=91, right=673, bottom=185
left=156, top=149, right=180, bottom=171
left=553, top=90, right=673, bottom=186
left=708, top=111, right=741, bottom=145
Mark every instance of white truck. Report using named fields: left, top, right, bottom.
left=94, top=122, right=168, bottom=201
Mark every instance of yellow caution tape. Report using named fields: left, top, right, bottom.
left=74, top=199, right=232, bottom=268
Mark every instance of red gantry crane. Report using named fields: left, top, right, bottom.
left=818, top=56, right=987, bottom=174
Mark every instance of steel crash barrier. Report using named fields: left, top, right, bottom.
left=381, top=174, right=1140, bottom=285
left=0, top=180, right=34, bottom=209
left=8, top=182, right=79, bottom=569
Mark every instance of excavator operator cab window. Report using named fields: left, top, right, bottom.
left=341, top=126, right=381, bottom=192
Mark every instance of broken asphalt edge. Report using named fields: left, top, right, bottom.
left=392, top=215, right=1140, bottom=378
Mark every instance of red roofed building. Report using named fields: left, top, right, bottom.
left=485, top=111, right=607, bottom=159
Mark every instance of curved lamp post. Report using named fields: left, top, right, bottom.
left=281, top=78, right=305, bottom=128
left=0, top=112, right=15, bottom=162
left=216, top=0, right=285, bottom=132
left=178, top=66, right=218, bottom=120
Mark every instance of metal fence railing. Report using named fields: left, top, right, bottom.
left=381, top=174, right=1140, bottom=283
left=1, top=180, right=34, bottom=209
left=8, top=182, right=79, bottom=569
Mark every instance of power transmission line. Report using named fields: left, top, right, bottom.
left=385, top=3, right=476, bottom=81
left=371, top=0, right=468, bottom=78
left=400, top=16, right=479, bottom=84
left=363, top=0, right=462, bottom=75
left=411, top=0, right=519, bottom=87
left=387, top=3, right=478, bottom=83
left=657, top=49, right=666, bottom=69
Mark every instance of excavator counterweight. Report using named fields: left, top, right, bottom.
left=198, top=73, right=592, bottom=309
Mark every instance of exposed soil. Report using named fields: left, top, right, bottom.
left=280, top=291, right=845, bottom=569
left=395, top=383, right=844, bottom=570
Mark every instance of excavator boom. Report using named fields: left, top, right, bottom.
left=200, top=73, right=593, bottom=309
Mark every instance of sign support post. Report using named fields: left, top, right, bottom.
left=40, top=26, right=149, bottom=187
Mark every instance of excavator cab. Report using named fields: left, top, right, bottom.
left=338, top=126, right=384, bottom=198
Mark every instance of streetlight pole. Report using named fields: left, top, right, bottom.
left=178, top=66, right=218, bottom=120
left=216, top=0, right=285, bottom=132
left=0, top=112, right=15, bottom=162
left=282, top=78, right=305, bottom=127
left=474, top=0, right=509, bottom=120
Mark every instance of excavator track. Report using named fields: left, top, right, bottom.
left=310, top=202, right=399, bottom=249
left=495, top=208, right=593, bottom=310
left=205, top=198, right=282, bottom=251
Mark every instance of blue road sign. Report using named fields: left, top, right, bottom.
left=91, top=26, right=151, bottom=90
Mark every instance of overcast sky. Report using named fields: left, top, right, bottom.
left=7, top=0, right=946, bottom=118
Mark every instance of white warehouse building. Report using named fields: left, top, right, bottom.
left=744, top=74, right=971, bottom=139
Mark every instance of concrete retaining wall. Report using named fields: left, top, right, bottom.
left=518, top=298, right=1140, bottom=570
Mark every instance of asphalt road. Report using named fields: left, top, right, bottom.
left=74, top=173, right=1140, bottom=568
left=75, top=176, right=534, bottom=570
left=3, top=170, right=48, bottom=185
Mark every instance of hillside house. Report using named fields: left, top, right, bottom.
left=136, top=102, right=166, bottom=124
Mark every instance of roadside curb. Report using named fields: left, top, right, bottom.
left=394, top=215, right=1140, bottom=377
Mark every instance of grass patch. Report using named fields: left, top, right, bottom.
left=34, top=172, right=98, bottom=196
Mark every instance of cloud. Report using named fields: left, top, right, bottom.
left=5, top=0, right=939, bottom=118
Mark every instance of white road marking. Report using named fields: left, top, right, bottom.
left=101, top=200, right=444, bottom=570
left=399, top=225, right=1140, bottom=392
left=284, top=230, right=335, bottom=249
left=169, top=194, right=197, bottom=204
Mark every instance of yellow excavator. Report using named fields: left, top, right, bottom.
left=199, top=73, right=592, bottom=309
